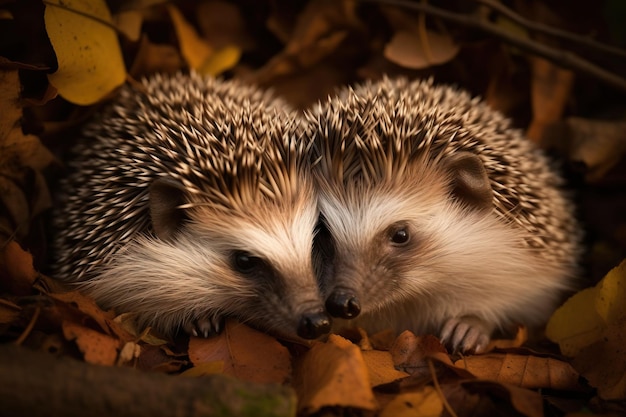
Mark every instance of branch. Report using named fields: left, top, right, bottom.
left=0, top=344, right=296, bottom=417
left=474, top=0, right=626, bottom=59
left=359, top=0, right=626, bottom=92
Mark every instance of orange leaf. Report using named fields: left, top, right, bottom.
left=362, top=349, right=410, bottom=387
left=62, top=321, right=119, bottom=366
left=167, top=4, right=212, bottom=70
left=188, top=320, right=291, bottom=384
left=454, top=353, right=581, bottom=391
left=294, top=334, right=377, bottom=414
left=384, top=30, right=459, bottom=69
left=485, top=325, right=528, bottom=351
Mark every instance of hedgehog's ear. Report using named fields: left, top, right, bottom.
left=443, top=152, right=493, bottom=212
left=149, top=177, right=188, bottom=241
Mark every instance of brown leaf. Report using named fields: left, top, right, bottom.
left=565, top=117, right=626, bottom=182
left=454, top=353, right=581, bottom=391
left=196, top=1, right=252, bottom=51
left=573, top=319, right=626, bottom=400
left=62, top=321, right=120, bottom=366
left=362, top=349, right=410, bottom=387
left=128, top=35, right=185, bottom=78
left=253, top=0, right=358, bottom=83
left=0, top=70, right=54, bottom=240
left=0, top=240, right=38, bottom=295
left=136, top=344, right=187, bottom=373
left=390, top=331, right=447, bottom=375
left=462, top=380, right=544, bottom=417
left=526, top=56, right=574, bottom=143
left=0, top=298, right=22, bottom=325
left=294, top=334, right=377, bottom=414
left=188, top=320, right=291, bottom=384
left=50, top=291, right=134, bottom=343
left=384, top=30, right=459, bottom=69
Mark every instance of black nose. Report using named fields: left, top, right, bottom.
left=297, top=310, right=332, bottom=339
left=325, top=291, right=361, bottom=319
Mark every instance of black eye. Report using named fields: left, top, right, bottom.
left=390, top=228, right=410, bottom=245
left=233, top=251, right=262, bottom=273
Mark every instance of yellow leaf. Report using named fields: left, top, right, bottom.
left=45, top=0, right=126, bottom=105
left=546, top=259, right=626, bottom=357
left=379, top=387, right=443, bottom=417
left=167, top=4, right=213, bottom=71
left=200, top=45, right=241, bottom=77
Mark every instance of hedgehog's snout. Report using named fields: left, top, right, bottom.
left=297, top=309, right=332, bottom=339
left=325, top=289, right=361, bottom=319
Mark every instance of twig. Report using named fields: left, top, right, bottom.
left=428, top=358, right=458, bottom=417
left=358, top=0, right=626, bottom=92
left=474, top=0, right=626, bottom=58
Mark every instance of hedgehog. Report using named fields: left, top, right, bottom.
left=50, top=72, right=331, bottom=341
left=308, top=77, right=582, bottom=353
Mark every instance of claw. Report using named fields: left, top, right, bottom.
left=440, top=316, right=491, bottom=354
left=184, top=315, right=225, bottom=338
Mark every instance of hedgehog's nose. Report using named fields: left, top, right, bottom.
left=326, top=290, right=361, bottom=319
left=297, top=310, right=332, bottom=339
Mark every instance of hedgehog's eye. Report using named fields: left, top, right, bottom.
left=389, top=227, right=410, bottom=246
left=233, top=251, right=263, bottom=273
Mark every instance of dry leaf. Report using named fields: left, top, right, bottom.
left=379, top=387, right=443, bottom=417
left=50, top=291, right=114, bottom=334
left=362, top=349, right=410, bottom=387
left=188, top=320, right=291, bottom=384
left=0, top=299, right=21, bottom=324
left=114, top=10, right=143, bottom=41
left=565, top=117, right=626, bottom=182
left=526, top=56, right=574, bottom=143
left=462, top=380, right=544, bottom=417
left=454, top=353, right=581, bottom=391
left=62, top=320, right=120, bottom=365
left=485, top=325, right=528, bottom=351
left=0, top=70, right=54, bottom=240
left=201, top=46, right=241, bottom=78
left=573, top=319, right=626, bottom=400
left=294, top=334, right=377, bottom=414
left=128, top=35, right=184, bottom=77
left=390, top=332, right=447, bottom=376
left=167, top=4, right=213, bottom=71
left=0, top=240, right=38, bottom=296
left=196, top=1, right=251, bottom=51
left=384, top=30, right=459, bottom=69
left=50, top=290, right=135, bottom=344
left=254, top=0, right=358, bottom=83
left=180, top=361, right=224, bottom=377
left=547, top=259, right=626, bottom=357
left=44, top=0, right=126, bottom=105
left=167, top=4, right=240, bottom=76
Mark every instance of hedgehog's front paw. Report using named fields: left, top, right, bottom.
left=440, top=316, right=492, bottom=354
left=184, top=315, right=225, bottom=338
